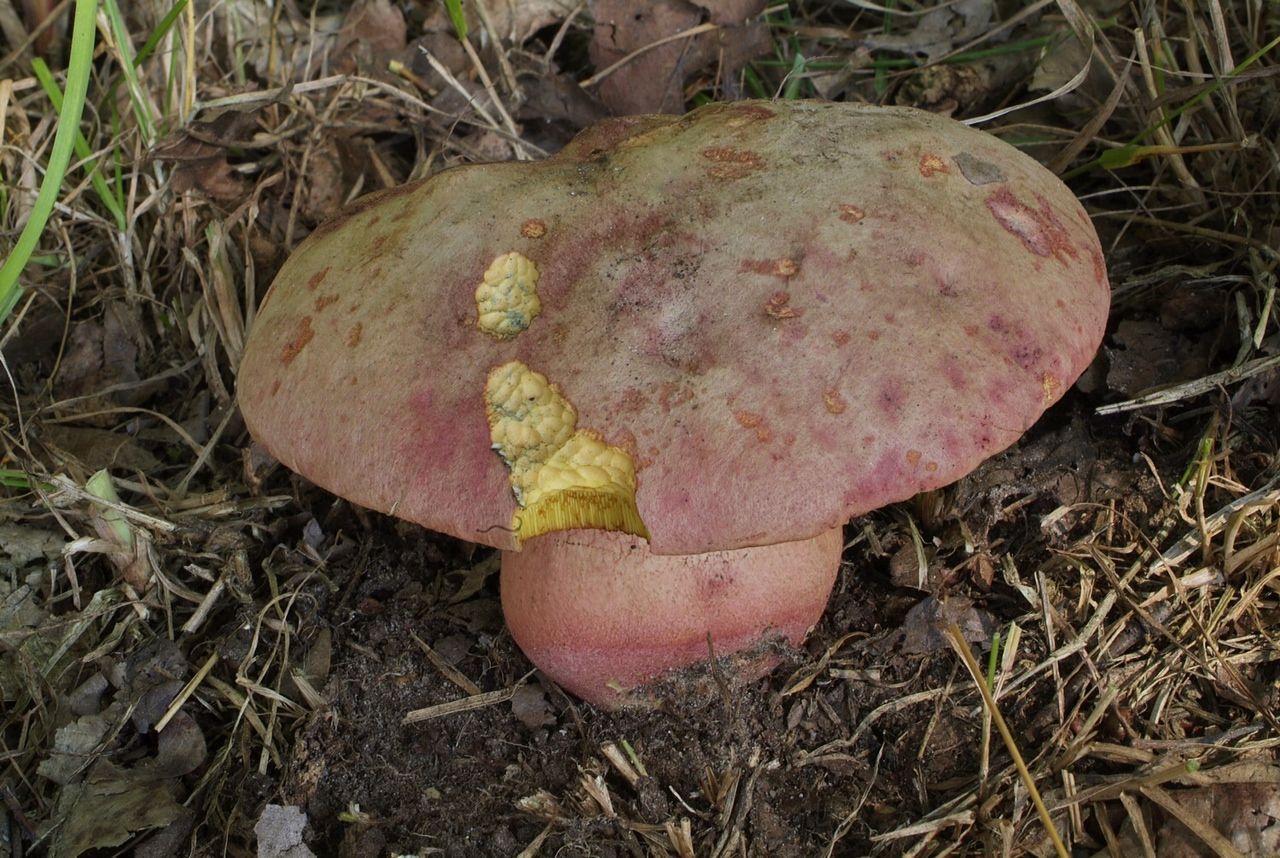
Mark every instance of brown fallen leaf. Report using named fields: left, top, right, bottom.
left=297, top=139, right=347, bottom=225
left=46, top=759, right=185, bottom=858
left=511, top=682, right=555, bottom=730
left=479, top=0, right=579, bottom=44
left=588, top=0, right=769, bottom=114
left=333, top=0, right=407, bottom=75
left=1106, top=318, right=1211, bottom=396
left=900, top=596, right=997, bottom=656
left=151, top=109, right=259, bottom=203
left=1153, top=783, right=1280, bottom=856
left=864, top=0, right=993, bottom=62
left=518, top=71, right=611, bottom=142
left=40, top=425, right=161, bottom=475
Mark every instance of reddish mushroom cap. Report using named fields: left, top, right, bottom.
left=238, top=100, right=1109, bottom=554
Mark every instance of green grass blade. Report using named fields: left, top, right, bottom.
left=0, top=0, right=98, bottom=326
left=31, top=58, right=128, bottom=231
left=444, top=0, right=468, bottom=41
left=134, top=0, right=188, bottom=67
left=100, top=0, right=157, bottom=144
left=782, top=52, right=806, bottom=99
left=1065, top=32, right=1280, bottom=178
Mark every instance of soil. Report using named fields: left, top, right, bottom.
left=231, top=402, right=1164, bottom=856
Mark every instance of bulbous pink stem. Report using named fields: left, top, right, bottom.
left=500, top=526, right=844, bottom=708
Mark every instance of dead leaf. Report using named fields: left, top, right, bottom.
left=1232, top=362, right=1280, bottom=410
left=889, top=539, right=932, bottom=591
left=297, top=140, right=347, bottom=225
left=0, top=580, right=56, bottom=702
left=1106, top=319, right=1211, bottom=396
left=37, top=713, right=112, bottom=786
left=900, top=596, right=996, bottom=655
left=518, top=71, right=611, bottom=140
left=1030, top=30, right=1120, bottom=117
left=588, top=0, right=769, bottom=114
left=133, top=806, right=197, bottom=858
left=0, top=523, right=65, bottom=567
left=125, top=637, right=190, bottom=732
left=592, top=0, right=700, bottom=114
left=152, top=110, right=258, bottom=202
left=0, top=300, right=64, bottom=366
left=168, top=155, right=248, bottom=202
left=511, top=682, right=555, bottom=730
left=864, top=0, right=993, bottom=62
left=449, top=553, right=500, bottom=604
left=283, top=626, right=332, bottom=705
left=334, top=0, right=407, bottom=75
left=1153, top=783, right=1280, bottom=856
left=140, top=710, right=207, bottom=779
left=52, top=303, right=167, bottom=430
left=1031, top=32, right=1089, bottom=95
left=479, top=0, right=578, bottom=44
left=47, top=759, right=184, bottom=858
left=40, top=425, right=161, bottom=474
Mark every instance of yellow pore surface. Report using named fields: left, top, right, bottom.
left=484, top=361, right=649, bottom=543
left=475, top=252, right=541, bottom=339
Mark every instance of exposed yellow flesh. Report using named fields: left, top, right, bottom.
left=484, top=361, right=648, bottom=543
left=475, top=252, right=542, bottom=339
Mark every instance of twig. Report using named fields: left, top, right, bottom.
left=1095, top=353, right=1280, bottom=415
left=402, top=670, right=535, bottom=724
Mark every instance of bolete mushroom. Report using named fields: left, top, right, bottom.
left=238, top=100, right=1109, bottom=708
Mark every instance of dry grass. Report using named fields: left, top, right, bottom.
left=1, top=0, right=1277, bottom=855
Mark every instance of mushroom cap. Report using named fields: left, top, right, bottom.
left=238, top=100, right=1110, bottom=554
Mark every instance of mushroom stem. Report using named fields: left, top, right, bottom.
left=500, top=526, right=844, bottom=708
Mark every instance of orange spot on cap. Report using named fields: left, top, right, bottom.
left=823, top=387, right=847, bottom=415
left=741, top=258, right=799, bottom=278
left=306, top=267, right=329, bottom=291
left=838, top=204, right=866, bottom=224
left=764, top=291, right=800, bottom=319
left=281, top=316, right=315, bottom=366
left=725, top=104, right=777, bottom=127
left=734, top=410, right=764, bottom=428
left=701, top=146, right=765, bottom=179
left=345, top=322, right=363, bottom=348
left=919, top=153, right=948, bottom=178
left=906, top=449, right=922, bottom=465
left=520, top=219, right=547, bottom=239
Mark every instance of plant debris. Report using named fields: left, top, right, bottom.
left=1, top=1, right=1278, bottom=855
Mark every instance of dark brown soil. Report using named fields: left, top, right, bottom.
left=231, top=402, right=1170, bottom=856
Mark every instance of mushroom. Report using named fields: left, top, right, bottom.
left=238, top=100, right=1109, bottom=708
